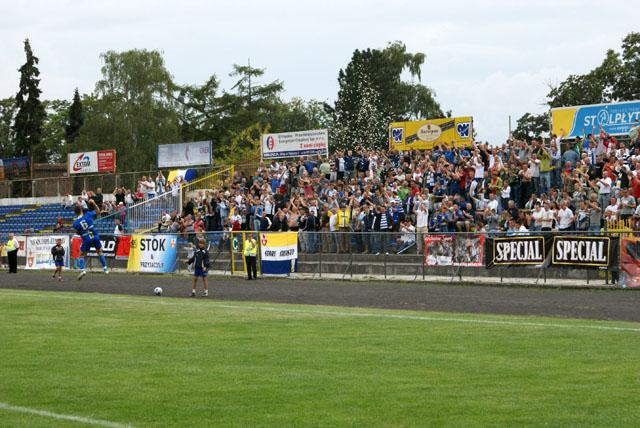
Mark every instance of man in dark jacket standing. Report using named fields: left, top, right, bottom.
left=374, top=206, right=392, bottom=255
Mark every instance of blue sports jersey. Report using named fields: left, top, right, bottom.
left=73, top=210, right=99, bottom=241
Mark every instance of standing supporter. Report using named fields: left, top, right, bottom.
left=243, top=232, right=258, bottom=280
left=2, top=233, right=19, bottom=273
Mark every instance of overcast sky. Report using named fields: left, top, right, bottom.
left=1, top=0, right=637, bottom=144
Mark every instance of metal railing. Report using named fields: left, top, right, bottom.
left=0, top=166, right=218, bottom=198
left=99, top=166, right=235, bottom=233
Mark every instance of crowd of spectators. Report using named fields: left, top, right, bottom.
left=170, top=124, right=640, bottom=254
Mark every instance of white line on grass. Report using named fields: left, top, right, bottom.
left=0, top=402, right=132, bottom=427
left=2, top=289, right=640, bottom=333
left=209, top=303, right=640, bottom=333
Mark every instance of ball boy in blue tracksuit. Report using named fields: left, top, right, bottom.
left=188, top=238, right=210, bottom=297
left=51, top=238, right=65, bottom=282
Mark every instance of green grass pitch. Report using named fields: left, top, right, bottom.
left=1, top=288, right=639, bottom=427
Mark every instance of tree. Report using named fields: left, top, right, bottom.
left=216, top=64, right=284, bottom=153
left=330, top=41, right=443, bottom=150
left=512, top=112, right=549, bottom=141
left=76, top=49, right=179, bottom=171
left=614, top=32, right=640, bottom=100
left=174, top=75, right=221, bottom=144
left=0, top=98, right=16, bottom=158
left=40, top=99, right=71, bottom=163
left=332, top=64, right=390, bottom=151
left=516, top=32, right=640, bottom=142
left=271, top=98, right=332, bottom=134
left=546, top=49, right=622, bottom=108
left=64, top=88, right=84, bottom=147
left=12, top=39, right=46, bottom=162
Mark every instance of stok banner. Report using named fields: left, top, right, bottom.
left=25, top=235, right=70, bottom=269
left=486, top=236, right=549, bottom=268
left=424, top=234, right=485, bottom=266
left=127, top=234, right=177, bottom=273
left=157, top=141, right=212, bottom=168
left=71, top=235, right=131, bottom=259
left=551, top=100, right=640, bottom=139
left=389, top=117, right=473, bottom=151
left=68, top=150, right=116, bottom=174
left=550, top=236, right=618, bottom=269
left=259, top=232, right=298, bottom=275
left=261, top=129, right=328, bottom=160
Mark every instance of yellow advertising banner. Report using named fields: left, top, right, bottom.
left=388, top=117, right=473, bottom=150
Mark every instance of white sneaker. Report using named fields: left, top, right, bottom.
left=202, top=290, right=208, bottom=297
left=77, top=271, right=87, bottom=280
left=103, top=269, right=109, bottom=275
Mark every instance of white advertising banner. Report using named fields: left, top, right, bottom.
left=157, top=141, right=212, bottom=168
left=68, top=150, right=116, bottom=174
left=25, top=235, right=70, bottom=270
left=262, top=129, right=328, bottom=160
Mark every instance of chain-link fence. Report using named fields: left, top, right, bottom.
left=4, top=230, right=636, bottom=287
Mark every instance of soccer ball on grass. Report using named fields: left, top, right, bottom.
left=153, top=287, right=163, bottom=296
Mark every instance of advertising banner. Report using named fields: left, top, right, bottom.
left=259, top=232, right=298, bottom=275
left=127, top=234, right=177, bottom=273
left=551, top=100, right=640, bottom=139
left=71, top=235, right=131, bottom=260
left=486, top=236, right=549, bottom=268
left=261, top=129, right=328, bottom=160
left=1, top=156, right=31, bottom=179
left=453, top=234, right=485, bottom=267
left=424, top=235, right=453, bottom=266
left=550, top=236, right=617, bottom=269
left=619, top=237, right=640, bottom=288
left=424, top=234, right=484, bottom=267
left=68, top=150, right=116, bottom=174
left=25, top=235, right=70, bottom=269
left=157, top=141, right=212, bottom=168
left=389, top=117, right=473, bottom=151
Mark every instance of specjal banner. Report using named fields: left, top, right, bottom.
left=486, top=236, right=549, bottom=268
left=389, top=116, right=473, bottom=151
left=551, top=100, right=640, bottom=139
left=486, top=235, right=619, bottom=269
left=424, top=234, right=484, bottom=267
left=550, top=236, right=618, bottom=269
left=127, top=234, right=177, bottom=273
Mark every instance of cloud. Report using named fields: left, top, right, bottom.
left=0, top=0, right=638, bottom=145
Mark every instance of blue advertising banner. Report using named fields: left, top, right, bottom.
left=1, top=156, right=31, bottom=179
left=551, top=101, right=640, bottom=139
